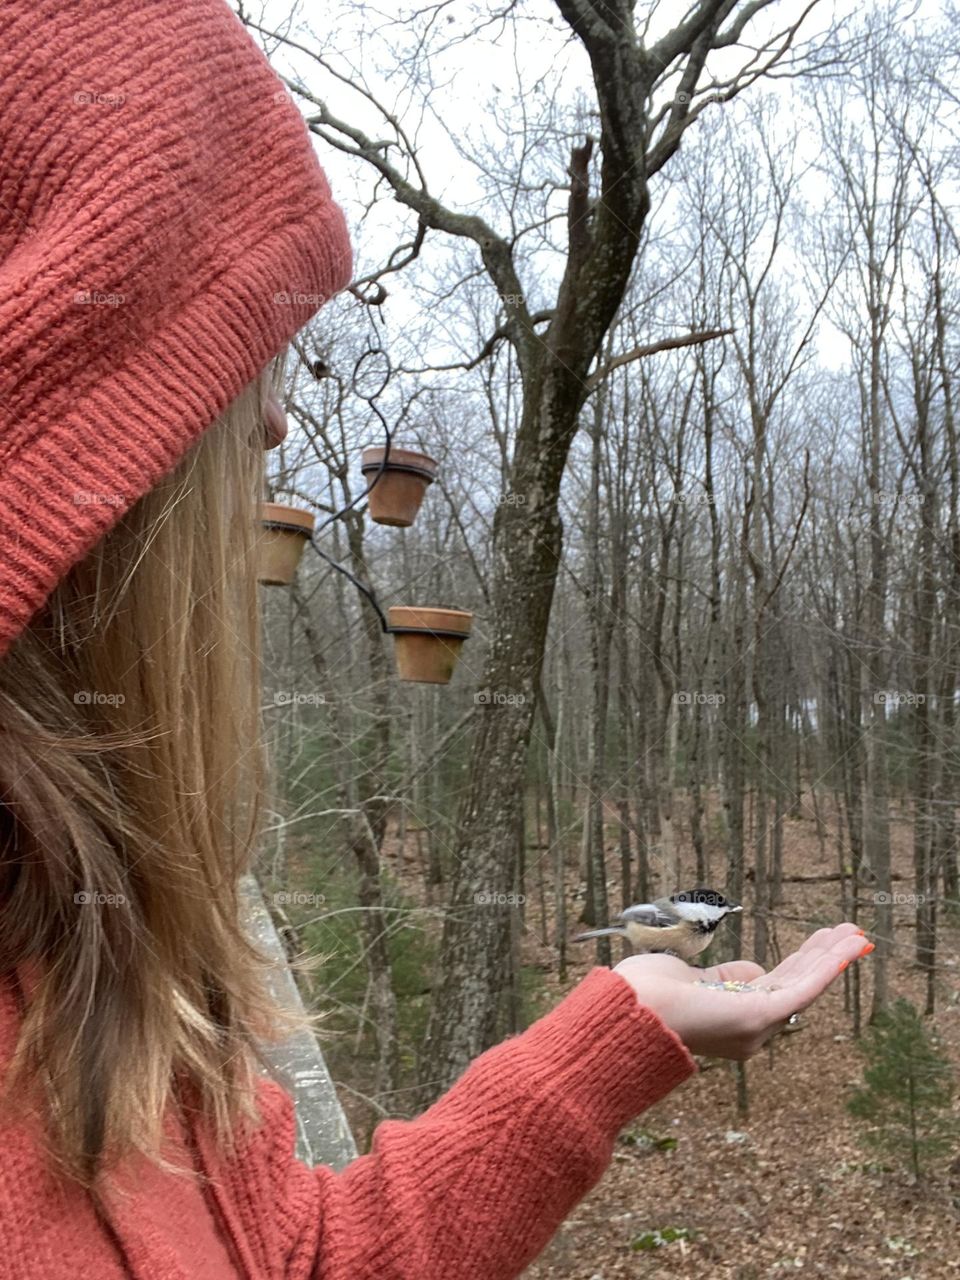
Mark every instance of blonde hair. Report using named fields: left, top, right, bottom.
left=0, top=353, right=295, bottom=1187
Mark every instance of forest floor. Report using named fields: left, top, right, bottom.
left=300, top=798, right=960, bottom=1280
left=518, top=806, right=960, bottom=1280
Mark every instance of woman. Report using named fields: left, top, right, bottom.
left=0, top=2, right=873, bottom=1277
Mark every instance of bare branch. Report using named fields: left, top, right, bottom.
left=584, top=327, right=734, bottom=392
left=397, top=311, right=554, bottom=377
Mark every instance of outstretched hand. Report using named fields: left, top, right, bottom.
left=613, top=923, right=873, bottom=1061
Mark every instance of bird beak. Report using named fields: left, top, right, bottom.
left=730, top=905, right=743, bottom=912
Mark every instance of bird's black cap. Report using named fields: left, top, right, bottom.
left=671, top=887, right=735, bottom=908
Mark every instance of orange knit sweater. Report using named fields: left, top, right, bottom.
left=0, top=967, right=695, bottom=1279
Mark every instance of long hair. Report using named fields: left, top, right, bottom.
left=0, top=352, right=297, bottom=1187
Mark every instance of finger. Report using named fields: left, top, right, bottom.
left=699, top=960, right=766, bottom=984
left=732, top=923, right=861, bottom=987
left=754, top=931, right=867, bottom=1012
left=763, top=924, right=864, bottom=986
left=778, top=935, right=874, bottom=1012
left=784, top=923, right=863, bottom=961
left=782, top=923, right=863, bottom=967
left=759, top=927, right=839, bottom=983
left=766, top=930, right=863, bottom=991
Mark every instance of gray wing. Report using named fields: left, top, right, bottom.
left=619, top=901, right=678, bottom=928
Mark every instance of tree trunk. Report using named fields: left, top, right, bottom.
left=345, top=513, right=400, bottom=1097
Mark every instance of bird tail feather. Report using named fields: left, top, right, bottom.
left=572, top=927, right=625, bottom=942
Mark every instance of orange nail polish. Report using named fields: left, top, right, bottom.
left=856, top=929, right=866, bottom=936
left=838, top=959, right=850, bottom=973
left=860, top=942, right=875, bottom=957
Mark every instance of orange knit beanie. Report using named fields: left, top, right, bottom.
left=0, top=0, right=353, bottom=659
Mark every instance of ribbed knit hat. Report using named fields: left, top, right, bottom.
left=0, top=0, right=353, bottom=660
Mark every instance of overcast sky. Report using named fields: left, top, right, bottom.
left=247, top=0, right=948, bottom=375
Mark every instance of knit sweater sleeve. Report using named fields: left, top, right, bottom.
left=265, top=967, right=696, bottom=1280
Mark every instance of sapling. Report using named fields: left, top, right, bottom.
left=846, top=997, right=957, bottom=1181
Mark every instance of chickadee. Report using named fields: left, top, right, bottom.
left=573, top=887, right=742, bottom=962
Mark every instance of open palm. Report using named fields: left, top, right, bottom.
left=614, top=923, right=873, bottom=1060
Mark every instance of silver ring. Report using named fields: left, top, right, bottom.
left=787, top=1013, right=800, bottom=1025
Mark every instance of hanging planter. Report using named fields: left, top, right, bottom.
left=387, top=606, right=473, bottom=684
left=361, top=446, right=437, bottom=528
left=257, top=502, right=316, bottom=586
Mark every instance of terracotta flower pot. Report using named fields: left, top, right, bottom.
left=361, top=446, right=437, bottom=528
left=257, top=503, right=316, bottom=586
left=388, top=606, right=473, bottom=684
